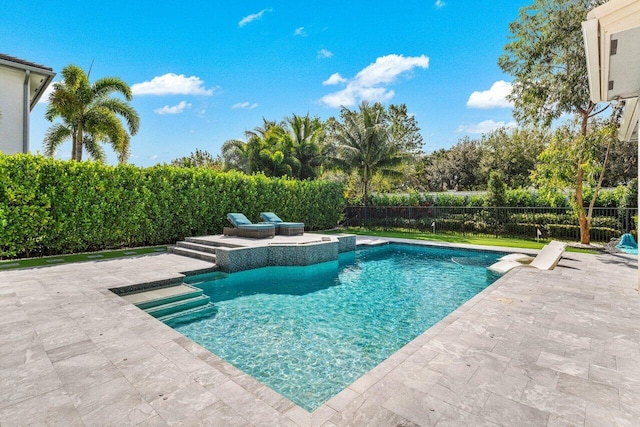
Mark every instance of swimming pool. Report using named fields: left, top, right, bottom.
left=170, top=243, right=503, bottom=411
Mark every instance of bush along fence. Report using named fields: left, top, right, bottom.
left=343, top=206, right=638, bottom=243
left=0, top=154, right=345, bottom=259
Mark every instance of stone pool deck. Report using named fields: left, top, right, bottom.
left=0, top=239, right=638, bottom=426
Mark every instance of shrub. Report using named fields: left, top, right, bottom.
left=466, top=195, right=485, bottom=207
left=433, top=193, right=467, bottom=206
left=620, top=178, right=638, bottom=208
left=505, top=188, right=536, bottom=207
left=590, top=186, right=625, bottom=208
left=485, top=172, right=507, bottom=207
left=0, top=154, right=345, bottom=259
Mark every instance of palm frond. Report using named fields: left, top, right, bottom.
left=93, top=77, right=133, bottom=100
left=97, top=98, right=140, bottom=134
left=83, top=136, right=107, bottom=163
left=43, top=123, right=72, bottom=157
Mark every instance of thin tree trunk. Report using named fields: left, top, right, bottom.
left=577, top=113, right=590, bottom=245
left=587, top=136, right=613, bottom=225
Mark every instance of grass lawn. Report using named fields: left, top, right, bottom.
left=0, top=246, right=168, bottom=272
left=327, top=227, right=599, bottom=254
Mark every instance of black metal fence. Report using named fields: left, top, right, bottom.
left=343, top=206, right=638, bottom=243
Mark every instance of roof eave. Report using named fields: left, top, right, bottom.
left=0, top=56, right=55, bottom=76
left=582, top=19, right=602, bottom=103
left=619, top=97, right=639, bottom=142
left=29, top=73, right=55, bottom=110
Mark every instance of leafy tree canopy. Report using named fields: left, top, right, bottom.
left=499, top=0, right=612, bottom=244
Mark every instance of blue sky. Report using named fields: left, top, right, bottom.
left=2, top=0, right=531, bottom=166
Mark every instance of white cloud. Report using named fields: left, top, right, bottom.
left=132, top=73, right=214, bottom=96
left=322, top=73, right=347, bottom=86
left=466, top=80, right=513, bottom=109
left=239, top=9, right=272, bottom=27
left=231, top=102, right=258, bottom=110
left=320, top=54, right=429, bottom=108
left=435, top=0, right=446, bottom=8
left=317, top=49, right=333, bottom=59
left=294, top=27, right=307, bottom=36
left=154, top=101, right=191, bottom=115
left=456, top=119, right=517, bottom=134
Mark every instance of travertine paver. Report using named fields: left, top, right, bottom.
left=0, top=241, right=638, bottom=426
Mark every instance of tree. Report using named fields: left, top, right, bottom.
left=170, top=149, right=222, bottom=168
left=327, top=102, right=410, bottom=205
left=602, top=139, right=638, bottom=186
left=480, top=127, right=548, bottom=188
left=532, top=116, right=619, bottom=220
left=485, top=171, right=507, bottom=207
left=499, top=0, right=610, bottom=244
left=44, top=64, right=139, bottom=163
left=256, top=125, right=299, bottom=177
left=221, top=137, right=257, bottom=173
left=388, top=104, right=423, bottom=154
left=221, top=120, right=301, bottom=178
left=285, top=113, right=326, bottom=180
left=419, top=137, right=485, bottom=191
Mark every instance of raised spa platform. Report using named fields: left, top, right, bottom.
left=170, top=233, right=356, bottom=273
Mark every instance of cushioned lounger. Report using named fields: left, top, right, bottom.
left=224, top=213, right=275, bottom=239
left=260, top=212, right=304, bottom=236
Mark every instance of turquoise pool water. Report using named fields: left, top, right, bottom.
left=171, top=243, right=503, bottom=411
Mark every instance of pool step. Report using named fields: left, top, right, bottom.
left=144, top=294, right=212, bottom=319
left=159, top=303, right=217, bottom=325
left=123, top=283, right=215, bottom=324
left=169, top=243, right=217, bottom=263
left=184, top=271, right=228, bottom=286
left=134, top=286, right=204, bottom=310
left=176, top=241, right=218, bottom=254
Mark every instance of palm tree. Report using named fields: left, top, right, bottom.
left=328, top=102, right=407, bottom=205
left=44, top=64, right=139, bottom=163
left=286, top=114, right=325, bottom=179
left=245, top=117, right=281, bottom=139
left=221, top=135, right=262, bottom=174
left=257, top=126, right=300, bottom=177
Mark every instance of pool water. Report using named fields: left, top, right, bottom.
left=171, top=243, right=503, bottom=411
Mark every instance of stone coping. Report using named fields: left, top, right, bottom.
left=0, top=240, right=638, bottom=426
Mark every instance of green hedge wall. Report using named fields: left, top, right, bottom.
left=0, top=154, right=345, bottom=259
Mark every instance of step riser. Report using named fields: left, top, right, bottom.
left=176, top=241, right=218, bottom=254
left=145, top=296, right=211, bottom=318
left=160, top=303, right=217, bottom=325
left=168, top=247, right=217, bottom=263
left=136, top=289, right=203, bottom=310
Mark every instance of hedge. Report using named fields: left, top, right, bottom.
left=368, top=185, right=637, bottom=208
left=0, top=154, right=345, bottom=259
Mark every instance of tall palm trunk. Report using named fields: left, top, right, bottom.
left=362, top=164, right=369, bottom=206
left=73, top=122, right=83, bottom=162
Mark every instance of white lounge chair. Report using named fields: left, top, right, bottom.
left=489, top=241, right=566, bottom=274
left=497, top=241, right=567, bottom=264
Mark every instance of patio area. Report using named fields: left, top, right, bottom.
left=0, top=239, right=638, bottom=426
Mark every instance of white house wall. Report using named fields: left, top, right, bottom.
left=0, top=66, right=26, bottom=155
